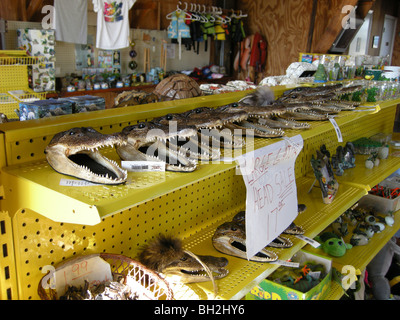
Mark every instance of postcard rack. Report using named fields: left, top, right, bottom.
left=0, top=86, right=400, bottom=300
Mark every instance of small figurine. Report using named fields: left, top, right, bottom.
left=315, top=232, right=352, bottom=257
left=310, top=145, right=339, bottom=204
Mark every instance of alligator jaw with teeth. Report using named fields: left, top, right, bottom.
left=138, top=234, right=229, bottom=284
left=116, top=121, right=199, bottom=172
left=212, top=220, right=278, bottom=262
left=45, top=127, right=127, bottom=185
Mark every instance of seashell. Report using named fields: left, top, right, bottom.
left=350, top=233, right=369, bottom=246
left=378, top=146, right=389, bottom=159
left=365, top=160, right=374, bottom=169
left=365, top=226, right=375, bottom=238
left=385, top=216, right=394, bottom=226
left=375, top=222, right=385, bottom=232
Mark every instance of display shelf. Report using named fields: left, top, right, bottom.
left=1, top=88, right=399, bottom=300
left=336, top=154, right=400, bottom=190
left=306, top=206, right=400, bottom=300
left=171, top=177, right=367, bottom=300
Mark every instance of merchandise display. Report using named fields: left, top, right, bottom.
left=45, top=127, right=128, bottom=185
left=247, top=250, right=332, bottom=300
left=310, top=145, right=339, bottom=204
left=18, top=98, right=72, bottom=120
left=17, top=29, right=56, bottom=92
left=1, top=81, right=400, bottom=300
left=54, top=0, right=88, bottom=45
left=92, top=0, right=137, bottom=50
left=315, top=232, right=352, bottom=257
left=38, top=253, right=174, bottom=300
left=138, top=234, right=229, bottom=284
left=2, top=1, right=400, bottom=302
left=59, top=95, right=106, bottom=113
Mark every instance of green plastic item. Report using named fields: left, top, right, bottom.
left=315, top=232, right=352, bottom=257
left=314, top=64, right=327, bottom=83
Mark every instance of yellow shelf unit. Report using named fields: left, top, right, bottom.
left=0, top=50, right=46, bottom=120
left=0, top=88, right=399, bottom=300
left=310, top=204, right=400, bottom=300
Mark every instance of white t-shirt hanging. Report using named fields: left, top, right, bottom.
left=55, top=0, right=88, bottom=44
left=92, top=0, right=136, bottom=50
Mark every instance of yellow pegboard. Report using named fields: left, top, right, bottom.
left=1, top=88, right=400, bottom=300
left=0, top=211, right=18, bottom=300
left=0, top=50, right=46, bottom=119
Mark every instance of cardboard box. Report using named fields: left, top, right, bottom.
left=60, top=95, right=105, bottom=113
left=246, top=250, right=332, bottom=300
left=19, top=99, right=72, bottom=121
left=358, top=177, right=400, bottom=214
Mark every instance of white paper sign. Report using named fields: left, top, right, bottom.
left=54, top=254, right=113, bottom=297
left=236, top=135, right=303, bottom=260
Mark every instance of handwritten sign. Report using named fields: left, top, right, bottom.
left=236, top=135, right=303, bottom=260
left=53, top=254, right=113, bottom=297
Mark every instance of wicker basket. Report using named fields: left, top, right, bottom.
left=38, top=253, right=174, bottom=300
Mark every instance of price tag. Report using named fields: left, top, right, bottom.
left=270, top=260, right=300, bottom=267
left=53, top=254, right=112, bottom=297
left=236, top=135, right=303, bottom=260
left=60, top=179, right=97, bottom=187
left=329, top=117, right=343, bottom=142
left=295, top=234, right=321, bottom=248
left=121, top=161, right=165, bottom=172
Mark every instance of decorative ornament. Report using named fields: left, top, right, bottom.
left=129, top=39, right=137, bottom=70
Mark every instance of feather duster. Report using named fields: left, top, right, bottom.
left=138, top=234, right=184, bottom=272
left=238, top=86, right=276, bottom=106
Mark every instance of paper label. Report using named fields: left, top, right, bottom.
left=236, top=135, right=303, bottom=260
left=270, top=260, right=300, bottom=267
left=329, top=117, right=343, bottom=142
left=295, top=234, right=321, bottom=248
left=53, top=255, right=112, bottom=297
left=60, top=179, right=98, bottom=187
left=121, top=161, right=165, bottom=172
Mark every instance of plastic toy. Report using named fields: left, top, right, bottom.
left=315, top=232, right=352, bottom=257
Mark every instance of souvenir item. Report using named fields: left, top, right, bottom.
left=310, top=145, right=339, bottom=204
left=315, top=232, right=352, bottom=257
left=45, top=127, right=127, bottom=185
left=138, top=234, right=229, bottom=284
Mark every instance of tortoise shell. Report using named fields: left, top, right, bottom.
left=153, top=74, right=202, bottom=101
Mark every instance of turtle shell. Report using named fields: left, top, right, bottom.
left=153, top=74, right=202, bottom=101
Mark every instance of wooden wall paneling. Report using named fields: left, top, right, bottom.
left=26, top=0, right=44, bottom=21
left=237, top=0, right=314, bottom=77
left=0, top=0, right=21, bottom=21
left=313, top=0, right=359, bottom=53
left=130, top=0, right=160, bottom=30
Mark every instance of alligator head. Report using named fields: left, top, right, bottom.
left=217, top=103, right=288, bottom=138
left=116, top=121, right=199, bottom=172
left=138, top=234, right=229, bottom=284
left=45, top=127, right=127, bottom=184
left=155, top=107, right=245, bottom=150
left=212, top=220, right=278, bottom=262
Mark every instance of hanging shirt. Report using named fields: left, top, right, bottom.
left=92, top=0, right=136, bottom=50
left=54, top=0, right=88, bottom=44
